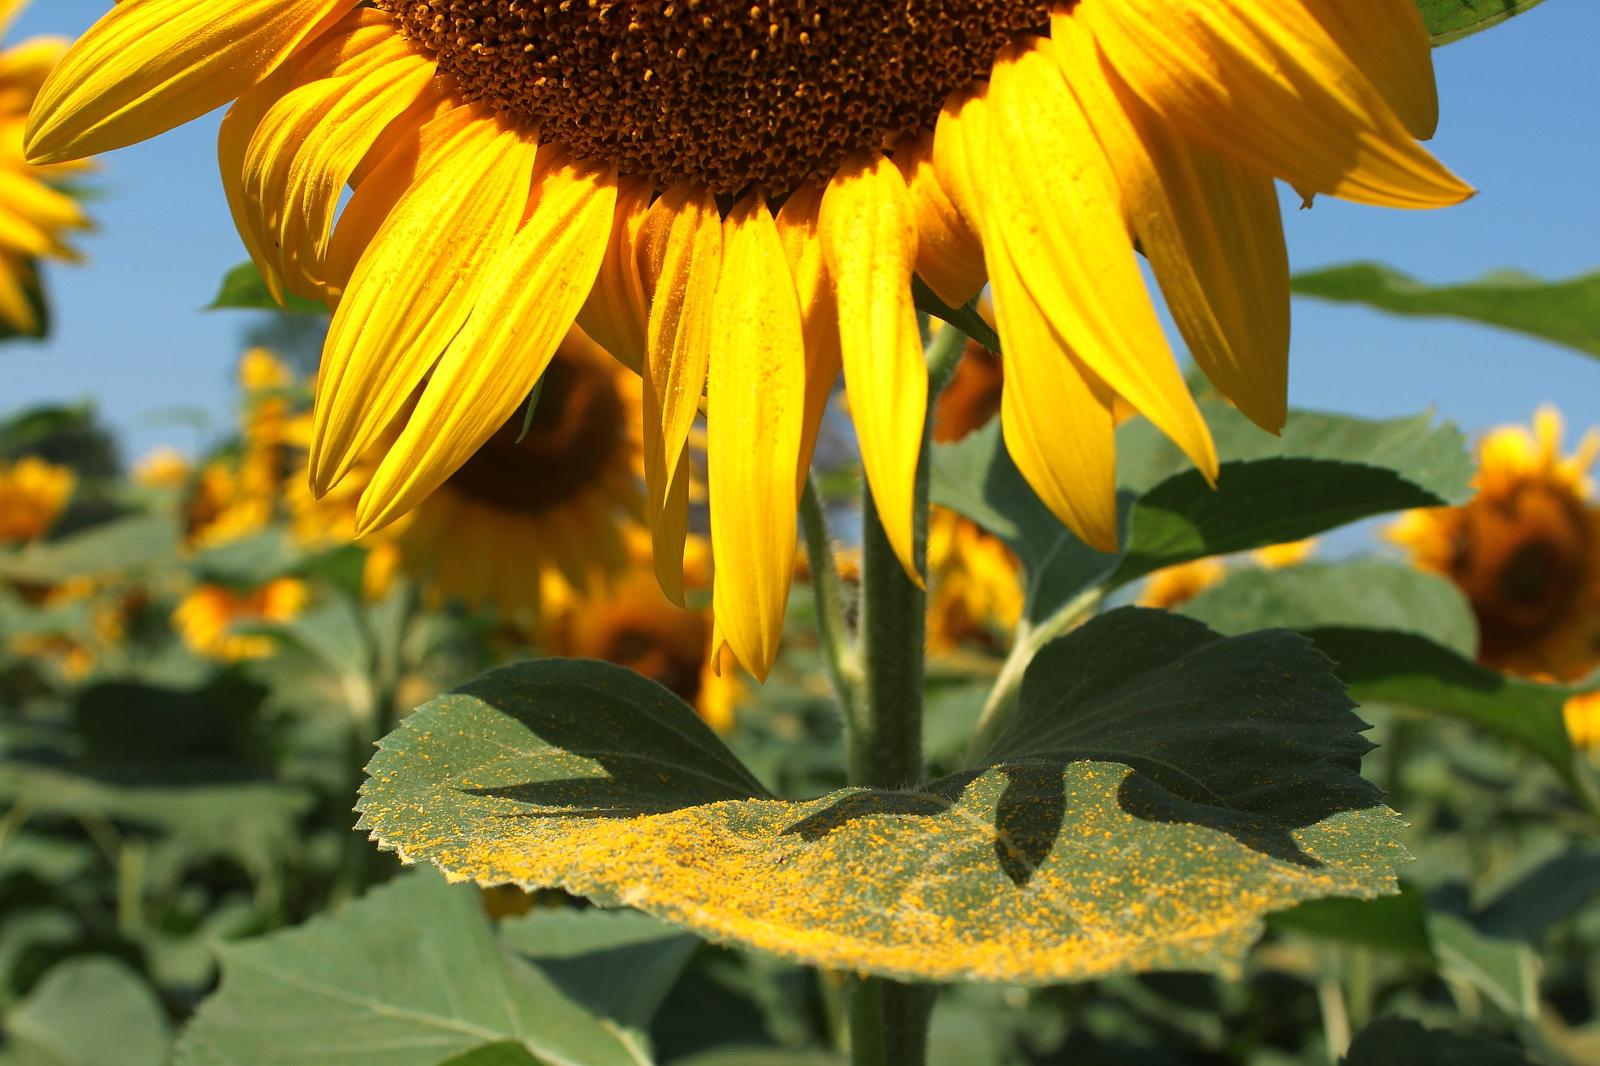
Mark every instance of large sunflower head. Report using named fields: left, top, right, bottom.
left=1391, top=408, right=1600, bottom=682
left=28, top=0, right=1470, bottom=679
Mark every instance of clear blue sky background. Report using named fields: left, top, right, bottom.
left=3, top=0, right=1598, bottom=470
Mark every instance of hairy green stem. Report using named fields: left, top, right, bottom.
left=800, top=475, right=862, bottom=729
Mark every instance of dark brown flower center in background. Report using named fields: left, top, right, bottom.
left=446, top=349, right=623, bottom=514
left=380, top=0, right=1047, bottom=192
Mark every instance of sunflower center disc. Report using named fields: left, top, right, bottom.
left=445, top=350, right=623, bottom=515
left=380, top=0, right=1047, bottom=192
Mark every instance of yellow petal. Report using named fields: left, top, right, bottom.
left=0, top=169, right=86, bottom=258
left=1052, top=15, right=1288, bottom=434
left=311, top=105, right=536, bottom=494
left=637, top=183, right=721, bottom=605
left=0, top=0, right=28, bottom=42
left=1301, top=0, right=1437, bottom=140
left=709, top=193, right=806, bottom=682
left=321, top=88, right=453, bottom=299
left=0, top=249, right=37, bottom=335
left=940, top=82, right=1119, bottom=548
left=986, top=38, right=1216, bottom=482
left=774, top=180, right=844, bottom=498
left=242, top=26, right=433, bottom=300
left=575, top=174, right=652, bottom=374
left=355, top=153, right=617, bottom=532
left=26, top=0, right=358, bottom=163
left=819, top=149, right=927, bottom=585
left=1076, top=0, right=1470, bottom=208
left=895, top=129, right=986, bottom=310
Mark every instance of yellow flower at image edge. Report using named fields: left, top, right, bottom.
left=27, top=0, right=1470, bottom=678
left=1392, top=408, right=1600, bottom=683
left=0, top=0, right=92, bottom=336
left=0, top=454, right=74, bottom=542
left=173, top=577, right=308, bottom=661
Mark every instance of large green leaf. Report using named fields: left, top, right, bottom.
left=1427, top=914, right=1540, bottom=1021
left=1117, top=403, right=1472, bottom=505
left=1342, top=1017, right=1531, bottom=1065
left=1292, top=262, right=1599, bottom=358
left=1267, top=881, right=1436, bottom=965
left=1184, top=559, right=1478, bottom=657
left=358, top=620, right=1406, bottom=985
left=207, top=261, right=327, bottom=315
left=1302, top=628, right=1585, bottom=803
left=1109, top=459, right=1443, bottom=588
left=2, top=957, right=171, bottom=1066
left=0, top=513, right=179, bottom=584
left=1416, top=0, right=1551, bottom=45
left=175, top=871, right=652, bottom=1066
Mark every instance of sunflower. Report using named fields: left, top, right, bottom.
left=172, top=577, right=309, bottom=661
left=185, top=348, right=299, bottom=548
left=0, top=0, right=91, bottom=337
left=1138, top=538, right=1316, bottom=610
left=0, top=453, right=73, bottom=542
left=1391, top=408, right=1600, bottom=682
left=543, top=528, right=743, bottom=731
left=291, top=327, right=645, bottom=620
left=28, top=0, right=1470, bottom=678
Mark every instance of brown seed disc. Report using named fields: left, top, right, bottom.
left=378, top=0, right=1048, bottom=193
left=445, top=348, right=624, bottom=515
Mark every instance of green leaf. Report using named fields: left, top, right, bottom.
left=358, top=621, right=1406, bottom=985
left=1118, top=403, right=1472, bottom=505
left=1428, top=914, right=1541, bottom=1021
left=175, top=871, right=652, bottom=1066
left=1109, top=459, right=1443, bottom=588
left=929, top=421, right=1125, bottom=623
left=0, top=513, right=179, bottom=585
left=1183, top=559, right=1478, bottom=658
left=1473, top=848, right=1600, bottom=943
left=1268, top=881, right=1435, bottom=965
left=1292, top=262, right=1599, bottom=357
left=3, top=956, right=171, bottom=1066
left=207, top=261, right=328, bottom=315
left=1301, top=628, right=1585, bottom=803
left=1416, top=0, right=1551, bottom=45
left=72, top=675, right=270, bottom=785
left=671, top=1053, right=842, bottom=1066
left=189, top=529, right=305, bottom=586
left=497, top=908, right=698, bottom=1032
left=1342, top=1016, right=1531, bottom=1065
left=435, top=1046, right=543, bottom=1066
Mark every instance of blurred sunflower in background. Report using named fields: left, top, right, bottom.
left=1392, top=407, right=1600, bottom=683
left=0, top=0, right=91, bottom=337
left=27, top=0, right=1470, bottom=677
left=172, top=577, right=309, bottom=662
left=184, top=348, right=300, bottom=548
left=0, top=452, right=72, bottom=543
left=293, top=327, right=645, bottom=624
left=1137, top=539, right=1318, bottom=611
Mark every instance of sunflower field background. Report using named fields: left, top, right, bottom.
left=2, top=0, right=1600, bottom=1065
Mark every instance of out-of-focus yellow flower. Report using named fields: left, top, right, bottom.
left=185, top=349, right=298, bottom=548
left=0, top=455, right=73, bottom=542
left=132, top=445, right=190, bottom=488
left=9, top=632, right=94, bottom=681
left=1391, top=407, right=1600, bottom=682
left=0, top=1, right=93, bottom=336
left=172, top=577, right=308, bottom=661
left=927, top=506, right=1022, bottom=654
left=543, top=529, right=743, bottom=731
left=1565, top=691, right=1600, bottom=751
left=294, top=328, right=645, bottom=618
left=1254, top=539, right=1317, bottom=569
left=1138, top=558, right=1227, bottom=610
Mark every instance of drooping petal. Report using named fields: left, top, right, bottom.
left=575, top=175, right=653, bottom=373
left=774, top=180, right=844, bottom=499
left=26, top=0, right=358, bottom=163
left=637, top=183, right=721, bottom=605
left=311, top=105, right=537, bottom=494
left=819, top=149, right=927, bottom=584
left=709, top=193, right=806, bottom=681
left=1052, top=15, right=1288, bottom=433
left=894, top=129, right=986, bottom=310
left=1300, top=0, right=1437, bottom=140
left=243, top=29, right=434, bottom=300
left=938, top=82, right=1120, bottom=548
left=321, top=89, right=454, bottom=298
left=986, top=38, right=1217, bottom=482
left=1075, top=0, right=1470, bottom=208
left=0, top=169, right=86, bottom=257
left=356, top=153, right=617, bottom=532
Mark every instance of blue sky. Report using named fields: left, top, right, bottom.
left=4, top=0, right=1598, bottom=469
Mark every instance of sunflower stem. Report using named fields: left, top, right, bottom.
left=800, top=474, right=862, bottom=726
